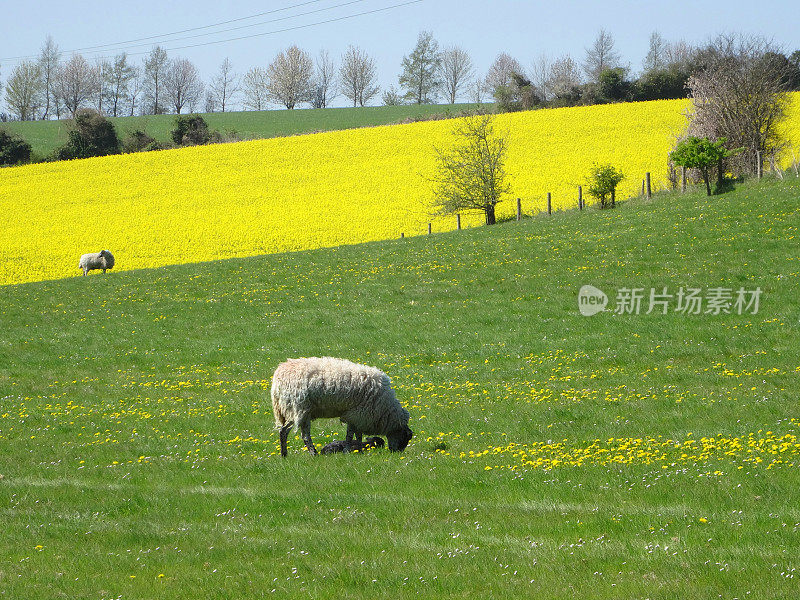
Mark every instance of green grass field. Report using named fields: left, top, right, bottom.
left=1, top=175, right=799, bottom=598
left=1, top=103, right=478, bottom=158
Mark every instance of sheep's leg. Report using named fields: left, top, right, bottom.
left=299, top=418, right=317, bottom=456
left=345, top=425, right=363, bottom=445
left=279, top=422, right=293, bottom=458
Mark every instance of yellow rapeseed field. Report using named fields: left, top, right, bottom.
left=2, top=96, right=799, bottom=286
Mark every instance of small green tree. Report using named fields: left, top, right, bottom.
left=669, top=136, right=733, bottom=196
left=55, top=109, right=120, bottom=160
left=587, top=164, right=624, bottom=208
left=429, top=114, right=511, bottom=225
left=0, top=128, right=33, bottom=165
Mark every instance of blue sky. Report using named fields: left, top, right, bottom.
left=1, top=0, right=798, bottom=108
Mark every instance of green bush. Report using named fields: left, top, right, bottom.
left=171, top=114, right=210, bottom=146
left=121, top=129, right=158, bottom=153
left=55, top=110, right=120, bottom=160
left=0, top=128, right=32, bottom=166
left=587, top=164, right=625, bottom=208
left=670, top=136, right=736, bottom=196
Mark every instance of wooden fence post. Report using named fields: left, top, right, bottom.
left=641, top=180, right=645, bottom=196
left=400, top=232, right=404, bottom=239
left=681, top=166, right=687, bottom=193
left=611, top=188, right=616, bottom=208
left=428, top=223, right=432, bottom=235
left=646, top=172, right=652, bottom=200
left=516, top=198, right=522, bottom=221
left=456, top=214, right=461, bottom=230
left=547, top=192, right=552, bottom=215
left=578, top=185, right=583, bottom=210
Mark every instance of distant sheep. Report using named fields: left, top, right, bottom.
left=321, top=436, right=385, bottom=455
left=78, top=250, right=115, bottom=276
left=271, top=357, right=413, bottom=457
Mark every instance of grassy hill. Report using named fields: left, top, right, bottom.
left=1, top=103, right=479, bottom=158
left=1, top=175, right=798, bottom=598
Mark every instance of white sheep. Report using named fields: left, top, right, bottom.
left=271, top=357, right=413, bottom=457
left=78, top=250, right=115, bottom=276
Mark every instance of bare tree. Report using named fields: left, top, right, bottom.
left=439, top=46, right=473, bottom=104
left=686, top=33, right=793, bottom=176
left=643, top=31, right=666, bottom=73
left=468, top=78, right=489, bottom=103
left=484, top=53, right=523, bottom=98
left=127, top=67, right=142, bottom=116
left=37, top=36, right=61, bottom=119
left=242, top=66, right=269, bottom=111
left=429, top=114, right=511, bottom=226
left=529, top=53, right=553, bottom=102
left=164, top=58, right=204, bottom=114
left=93, top=58, right=111, bottom=115
left=106, top=53, right=137, bottom=117
left=5, top=60, right=44, bottom=120
left=311, top=50, right=337, bottom=109
left=339, top=45, right=379, bottom=107
left=266, top=46, right=312, bottom=109
left=210, top=58, right=239, bottom=112
left=56, top=54, right=98, bottom=116
left=399, top=30, right=441, bottom=104
left=381, top=85, right=403, bottom=106
left=583, top=29, right=621, bottom=82
left=547, top=54, right=582, bottom=99
left=143, top=46, right=169, bottom=114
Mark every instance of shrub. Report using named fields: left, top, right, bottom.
left=122, top=129, right=158, bottom=153
left=55, top=110, right=120, bottom=160
left=0, top=128, right=32, bottom=166
left=171, top=114, right=210, bottom=146
left=587, top=164, right=625, bottom=208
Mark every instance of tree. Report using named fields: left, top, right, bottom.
left=310, top=50, right=337, bottom=109
left=143, top=46, right=169, bottom=115
left=495, top=72, right=540, bottom=112
left=106, top=53, right=137, bottom=117
left=0, top=128, right=32, bottom=165
left=165, top=58, right=204, bottom=114
left=586, top=164, right=624, bottom=208
left=439, top=46, right=473, bottom=104
left=381, top=86, right=403, bottom=106
left=429, top=114, right=511, bottom=226
left=5, top=60, right=44, bottom=120
left=267, top=46, right=312, bottom=109
left=686, top=34, right=792, bottom=176
left=242, top=67, right=269, bottom=111
left=484, top=53, right=523, bottom=98
left=210, top=58, right=239, bottom=112
left=583, top=29, right=621, bottom=82
left=598, top=67, right=631, bottom=102
left=643, top=31, right=666, bottom=73
left=92, top=59, right=111, bottom=115
left=37, top=36, right=61, bottom=119
left=547, top=54, right=582, bottom=102
left=56, top=54, right=98, bottom=116
left=399, top=31, right=441, bottom=104
left=339, top=45, right=380, bottom=107
left=127, top=68, right=142, bottom=116
left=55, top=109, right=119, bottom=160
left=670, top=136, right=734, bottom=196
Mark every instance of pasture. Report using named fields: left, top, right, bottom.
left=1, top=175, right=798, bottom=598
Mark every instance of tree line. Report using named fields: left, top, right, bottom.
left=4, top=30, right=798, bottom=122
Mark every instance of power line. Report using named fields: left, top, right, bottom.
left=86, top=1, right=424, bottom=61
left=1, top=0, right=420, bottom=64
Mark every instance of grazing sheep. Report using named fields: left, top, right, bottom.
left=271, top=357, right=412, bottom=457
left=321, top=436, right=385, bottom=455
left=78, top=250, right=115, bottom=276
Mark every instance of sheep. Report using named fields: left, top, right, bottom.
left=271, top=357, right=413, bottom=457
left=321, top=436, right=385, bottom=455
left=78, top=250, right=115, bottom=276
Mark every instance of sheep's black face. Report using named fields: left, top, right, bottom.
left=387, top=425, right=413, bottom=452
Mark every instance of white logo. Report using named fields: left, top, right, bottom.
left=578, top=285, right=608, bottom=316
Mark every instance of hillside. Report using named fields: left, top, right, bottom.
left=1, top=176, right=798, bottom=598
left=1, top=103, right=478, bottom=158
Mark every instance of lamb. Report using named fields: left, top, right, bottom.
left=271, top=357, right=413, bottom=457
left=321, top=436, right=385, bottom=455
left=78, top=250, right=115, bottom=276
